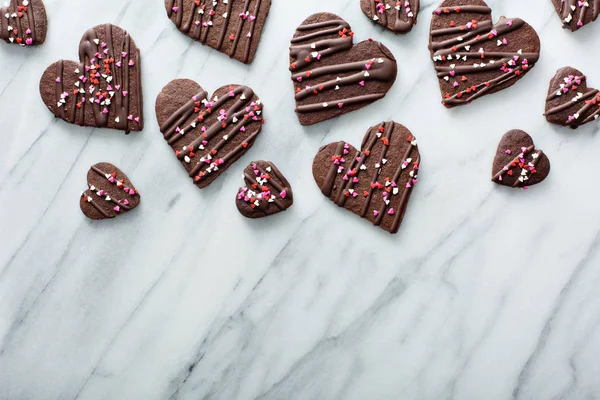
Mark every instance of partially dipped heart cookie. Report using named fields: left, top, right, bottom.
left=165, top=0, right=271, bottom=64
left=491, top=130, right=550, bottom=188
left=313, top=121, right=419, bottom=234
left=236, top=161, right=293, bottom=218
left=156, top=79, right=264, bottom=189
left=80, top=162, right=140, bottom=220
left=429, top=0, right=540, bottom=108
left=360, top=0, right=420, bottom=34
left=544, top=66, right=600, bottom=129
left=0, top=0, right=47, bottom=46
left=551, top=0, right=599, bottom=31
left=39, top=24, right=144, bottom=133
left=289, top=13, right=398, bottom=126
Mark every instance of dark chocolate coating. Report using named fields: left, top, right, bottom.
left=236, top=160, right=293, bottom=218
left=360, top=0, right=420, bottom=34
left=551, top=0, right=600, bottom=31
left=428, top=0, right=540, bottom=108
left=155, top=79, right=264, bottom=189
left=39, top=24, right=144, bottom=133
left=312, top=121, right=420, bottom=234
left=0, top=0, right=47, bottom=46
left=289, top=12, right=398, bottom=126
left=544, top=66, right=600, bottom=129
left=165, top=0, right=271, bottom=64
left=80, top=162, right=141, bottom=220
left=491, top=130, right=550, bottom=188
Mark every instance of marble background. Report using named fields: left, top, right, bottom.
left=1, top=0, right=600, bottom=399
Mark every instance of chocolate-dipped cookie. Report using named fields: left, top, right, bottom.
left=289, top=13, right=398, bottom=126
left=545, top=66, right=600, bottom=129
left=313, top=121, right=419, bottom=234
left=491, top=130, right=550, bottom=188
left=360, top=0, right=420, bottom=34
left=165, top=0, right=271, bottom=64
left=429, top=0, right=540, bottom=108
left=80, top=162, right=140, bottom=220
left=39, top=24, right=143, bottom=133
left=156, top=79, right=264, bottom=189
left=236, top=161, right=293, bottom=218
left=551, top=0, right=599, bottom=31
left=0, top=0, right=47, bottom=46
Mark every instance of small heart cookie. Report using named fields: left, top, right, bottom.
left=39, top=24, right=144, bottom=133
left=313, top=121, right=419, bottom=234
left=551, top=0, right=599, bottom=31
left=0, top=0, right=47, bottom=46
left=544, top=66, right=600, bottom=129
left=491, top=130, right=550, bottom=188
left=156, top=79, right=264, bottom=188
left=80, top=162, right=140, bottom=220
left=236, top=161, right=293, bottom=218
left=360, top=0, right=420, bottom=34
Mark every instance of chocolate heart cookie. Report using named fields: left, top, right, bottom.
left=0, top=0, right=47, bottom=46
left=39, top=24, right=143, bottom=133
left=80, top=162, right=140, bottom=220
left=491, top=130, right=550, bottom=188
left=289, top=13, right=398, bottom=126
left=313, top=121, right=419, bottom=234
left=165, top=0, right=271, bottom=64
left=429, top=0, right=540, bottom=108
left=156, top=79, right=264, bottom=189
left=360, top=0, right=420, bottom=34
left=544, top=66, right=600, bottom=129
left=236, top=160, right=293, bottom=218
left=551, top=0, right=599, bottom=31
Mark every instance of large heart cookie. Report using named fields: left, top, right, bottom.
left=156, top=79, right=264, bottom=189
left=0, top=0, right=47, bottom=46
left=236, top=160, right=293, bottom=218
left=544, top=66, right=600, bottom=129
left=491, top=130, right=550, bottom=188
left=289, top=13, right=398, bottom=126
left=313, top=121, right=419, bottom=234
left=39, top=24, right=144, bottom=133
left=428, top=0, right=540, bottom=108
left=80, top=162, right=140, bottom=220
left=551, top=0, right=599, bottom=31
left=165, top=0, right=271, bottom=64
left=360, top=0, right=420, bottom=34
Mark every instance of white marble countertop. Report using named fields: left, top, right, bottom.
left=2, top=0, right=600, bottom=399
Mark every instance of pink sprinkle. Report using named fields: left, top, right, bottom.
left=353, top=177, right=359, bottom=183
left=250, top=15, right=256, bottom=21
left=123, top=199, right=129, bottom=205
left=123, top=91, right=128, bottom=97
left=388, top=208, right=395, bottom=215
left=127, top=115, right=133, bottom=121
left=359, top=81, right=365, bottom=86
left=352, top=192, right=358, bottom=198
left=129, top=60, right=135, bottom=66
left=280, top=190, right=287, bottom=199
left=129, top=189, right=135, bottom=195
left=505, top=149, right=511, bottom=155
left=114, top=206, right=120, bottom=212
left=25, top=38, right=32, bottom=45
left=374, top=210, right=380, bottom=216
left=102, top=108, right=108, bottom=114
left=172, top=7, right=178, bottom=12
left=55, top=77, right=61, bottom=83
left=338, top=103, right=344, bottom=108
left=134, top=117, right=140, bottom=123
left=26, top=28, right=31, bottom=35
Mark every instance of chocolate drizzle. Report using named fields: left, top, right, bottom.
left=289, top=13, right=397, bottom=125
left=80, top=162, right=141, bottom=220
left=428, top=1, right=540, bottom=108
left=362, top=0, right=420, bottom=33
left=41, top=24, right=143, bottom=133
left=314, top=121, right=420, bottom=234
left=236, top=161, right=293, bottom=218
left=156, top=79, right=264, bottom=189
left=555, top=0, right=600, bottom=31
left=544, top=67, right=600, bottom=129
left=0, top=0, right=45, bottom=45
left=165, top=0, right=270, bottom=64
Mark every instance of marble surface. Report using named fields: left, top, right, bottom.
left=2, top=0, right=600, bottom=399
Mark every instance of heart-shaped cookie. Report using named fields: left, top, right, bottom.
left=313, top=121, right=419, bottom=234
left=80, top=162, right=140, bottom=220
left=289, top=13, right=398, bottom=126
left=165, top=0, right=271, bottom=64
left=0, top=0, right=47, bottom=46
left=156, top=79, right=264, bottom=189
left=551, top=0, right=599, bottom=31
left=236, top=160, right=293, bottom=218
left=360, top=0, right=420, bottom=34
left=491, top=130, right=550, bottom=188
left=428, top=0, right=540, bottom=108
left=39, top=24, right=143, bottom=133
left=544, top=66, right=600, bottom=129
